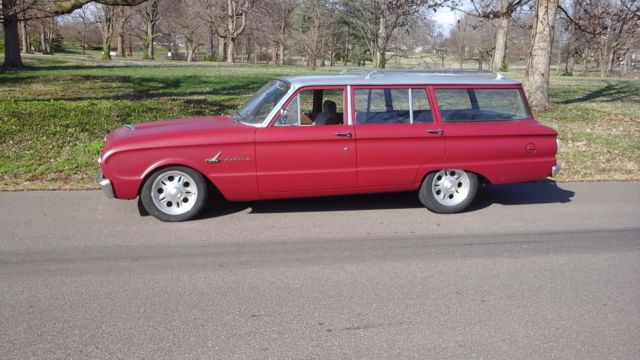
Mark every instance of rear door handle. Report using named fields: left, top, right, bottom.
left=426, top=129, right=444, bottom=135
left=334, top=131, right=352, bottom=138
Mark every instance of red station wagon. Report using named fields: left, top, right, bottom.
left=97, top=69, right=560, bottom=221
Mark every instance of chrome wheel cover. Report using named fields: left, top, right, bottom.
left=151, top=170, right=198, bottom=215
left=431, top=169, right=471, bottom=207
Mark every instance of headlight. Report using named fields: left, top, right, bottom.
left=556, top=137, right=561, bottom=151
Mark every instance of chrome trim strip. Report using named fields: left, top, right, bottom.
left=408, top=88, right=414, bottom=124
left=124, top=124, right=135, bottom=131
left=551, top=164, right=561, bottom=177
left=347, top=85, right=352, bottom=125
left=296, top=94, right=301, bottom=126
left=256, top=85, right=297, bottom=128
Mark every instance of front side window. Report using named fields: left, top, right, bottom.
left=355, top=88, right=432, bottom=124
left=234, top=80, right=291, bottom=125
left=435, top=88, right=531, bottom=122
left=275, top=88, right=345, bottom=126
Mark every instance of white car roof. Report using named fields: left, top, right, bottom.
left=278, top=69, right=520, bottom=87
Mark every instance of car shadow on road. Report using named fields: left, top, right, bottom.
left=468, top=180, right=575, bottom=211
left=193, top=181, right=575, bottom=219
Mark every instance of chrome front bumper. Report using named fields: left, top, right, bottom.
left=551, top=164, right=561, bottom=177
left=96, top=170, right=115, bottom=198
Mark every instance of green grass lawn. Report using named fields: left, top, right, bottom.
left=1, top=54, right=638, bottom=190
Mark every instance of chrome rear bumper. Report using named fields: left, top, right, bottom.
left=551, top=164, right=561, bottom=177
left=97, top=170, right=115, bottom=198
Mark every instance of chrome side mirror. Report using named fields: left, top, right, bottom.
left=276, top=108, right=288, bottom=126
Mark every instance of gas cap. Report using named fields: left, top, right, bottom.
left=526, top=143, right=537, bottom=154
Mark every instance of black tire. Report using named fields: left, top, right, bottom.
left=140, top=166, right=208, bottom=222
left=419, top=169, right=478, bottom=214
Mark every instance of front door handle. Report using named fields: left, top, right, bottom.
left=426, top=129, right=444, bottom=135
left=334, top=131, right=352, bottom=138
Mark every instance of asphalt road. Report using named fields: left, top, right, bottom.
left=1, top=181, right=639, bottom=359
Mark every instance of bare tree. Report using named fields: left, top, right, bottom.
left=18, top=18, right=30, bottom=53
left=138, top=0, right=161, bottom=59
left=115, top=7, right=133, bottom=57
left=73, top=5, right=94, bottom=54
left=557, top=0, right=639, bottom=77
left=458, top=0, right=532, bottom=71
left=36, top=16, right=57, bottom=54
left=444, top=13, right=494, bottom=69
left=255, top=0, right=297, bottom=65
left=343, top=0, right=450, bottom=68
left=97, top=4, right=121, bottom=59
left=3, top=0, right=148, bottom=68
left=523, top=0, right=560, bottom=111
left=58, top=5, right=101, bottom=54
left=165, top=0, right=206, bottom=62
left=597, top=0, right=639, bottom=76
left=54, top=0, right=146, bottom=13
left=295, top=0, right=334, bottom=70
left=214, top=0, right=254, bottom=63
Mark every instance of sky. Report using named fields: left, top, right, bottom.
left=430, top=6, right=460, bottom=34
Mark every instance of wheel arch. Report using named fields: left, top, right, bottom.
left=417, top=167, right=491, bottom=188
left=137, top=160, right=225, bottom=200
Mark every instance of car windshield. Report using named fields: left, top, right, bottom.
left=234, top=80, right=291, bottom=125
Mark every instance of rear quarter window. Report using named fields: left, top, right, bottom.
left=354, top=88, right=433, bottom=124
left=435, top=88, right=531, bottom=122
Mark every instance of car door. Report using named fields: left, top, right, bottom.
left=433, top=85, right=553, bottom=183
left=255, top=86, right=357, bottom=196
left=353, top=86, right=445, bottom=188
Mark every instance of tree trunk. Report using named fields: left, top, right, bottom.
left=564, top=50, right=575, bottom=76
left=218, top=36, right=226, bottom=60
left=128, top=33, right=132, bottom=56
left=187, top=44, right=196, bottom=62
left=582, top=57, right=588, bottom=76
left=102, top=35, right=112, bottom=60
left=623, top=51, right=631, bottom=73
left=226, top=39, right=235, bottom=63
left=374, top=12, right=387, bottom=69
left=278, top=43, right=285, bottom=65
left=492, top=1, right=510, bottom=71
left=19, top=20, right=29, bottom=54
left=117, top=34, right=125, bottom=57
left=40, top=26, right=49, bottom=54
left=598, top=27, right=609, bottom=77
left=604, top=49, right=616, bottom=77
left=144, top=22, right=154, bottom=59
left=523, top=0, right=559, bottom=111
left=208, top=25, right=215, bottom=56
left=343, top=33, right=349, bottom=66
left=81, top=27, right=87, bottom=55
left=2, top=0, right=23, bottom=68
left=116, top=20, right=126, bottom=57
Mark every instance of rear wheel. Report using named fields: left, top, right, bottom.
left=419, top=169, right=478, bottom=214
left=140, top=166, right=207, bottom=222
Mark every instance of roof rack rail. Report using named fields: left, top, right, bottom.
left=339, top=67, right=376, bottom=75
left=339, top=67, right=504, bottom=80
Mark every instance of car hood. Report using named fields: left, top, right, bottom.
left=102, top=115, right=255, bottom=155
left=108, top=115, right=240, bottom=139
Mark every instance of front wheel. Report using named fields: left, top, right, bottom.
left=419, top=169, right=478, bottom=214
left=140, top=166, right=208, bottom=222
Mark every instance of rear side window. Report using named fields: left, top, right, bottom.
left=435, top=88, right=531, bottom=122
left=355, top=88, right=432, bottom=124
